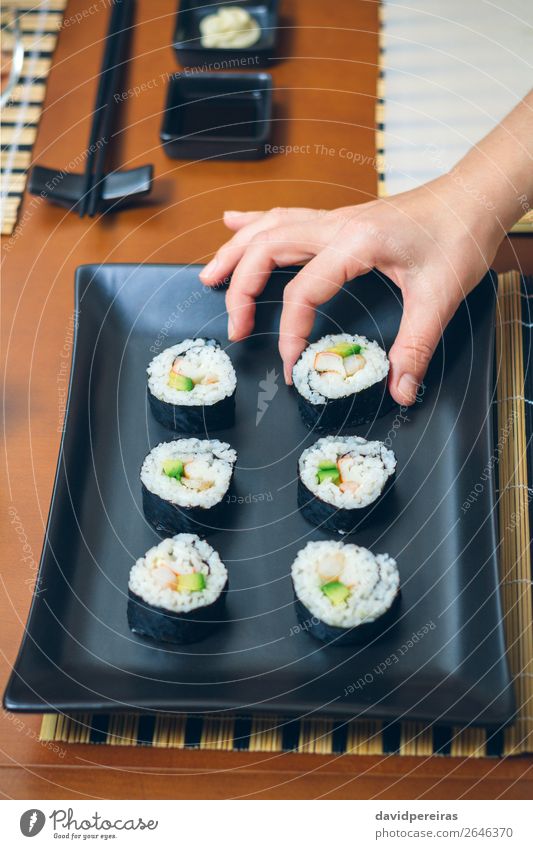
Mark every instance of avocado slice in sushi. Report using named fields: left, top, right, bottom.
left=316, top=460, right=341, bottom=486
left=321, top=580, right=350, bottom=606
left=177, top=572, right=206, bottom=592
left=162, top=459, right=184, bottom=480
left=317, top=467, right=341, bottom=485
left=318, top=460, right=338, bottom=470
left=168, top=372, right=194, bottom=391
left=327, top=342, right=362, bottom=358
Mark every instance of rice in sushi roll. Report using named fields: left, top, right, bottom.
left=291, top=540, right=400, bottom=645
left=128, top=534, right=228, bottom=644
left=141, top=438, right=236, bottom=536
left=292, top=333, right=390, bottom=430
left=147, top=338, right=236, bottom=433
left=298, top=435, right=396, bottom=534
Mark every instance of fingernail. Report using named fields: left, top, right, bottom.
left=228, top=316, right=235, bottom=340
left=201, top=257, right=218, bottom=279
left=284, top=364, right=293, bottom=385
left=398, top=373, right=419, bottom=404
left=224, top=210, right=243, bottom=216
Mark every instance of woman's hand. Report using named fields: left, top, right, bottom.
left=200, top=176, right=499, bottom=405
left=200, top=92, right=532, bottom=405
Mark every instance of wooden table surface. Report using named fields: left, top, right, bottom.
left=1, top=0, right=532, bottom=800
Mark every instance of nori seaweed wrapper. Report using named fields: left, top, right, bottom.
left=295, top=376, right=393, bottom=431
left=148, top=386, right=236, bottom=434
left=142, top=481, right=233, bottom=537
left=297, top=470, right=395, bottom=535
left=128, top=581, right=228, bottom=644
left=293, top=591, right=400, bottom=646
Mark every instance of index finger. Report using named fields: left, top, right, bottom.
left=279, top=242, right=372, bottom=382
left=199, top=208, right=324, bottom=285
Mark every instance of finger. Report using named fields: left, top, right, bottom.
left=388, top=294, right=453, bottom=405
left=223, top=210, right=265, bottom=231
left=223, top=208, right=323, bottom=231
left=226, top=221, right=335, bottom=340
left=279, top=240, right=372, bottom=382
left=199, top=208, right=324, bottom=285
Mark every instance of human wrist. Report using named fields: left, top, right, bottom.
left=431, top=170, right=502, bottom=265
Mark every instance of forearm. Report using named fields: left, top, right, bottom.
left=447, top=90, right=533, bottom=236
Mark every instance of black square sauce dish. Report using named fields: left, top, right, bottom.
left=161, top=72, right=273, bottom=160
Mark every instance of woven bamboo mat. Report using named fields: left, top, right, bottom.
left=39, top=272, right=533, bottom=757
left=1, top=0, right=67, bottom=235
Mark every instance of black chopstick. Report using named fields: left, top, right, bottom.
left=78, top=0, right=129, bottom=218
left=87, top=0, right=134, bottom=218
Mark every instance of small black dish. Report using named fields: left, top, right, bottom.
left=173, top=0, right=278, bottom=67
left=161, top=72, right=272, bottom=160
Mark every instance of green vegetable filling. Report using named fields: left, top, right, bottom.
left=317, top=467, right=341, bottom=485
left=162, top=459, right=184, bottom=480
left=327, top=342, right=362, bottom=358
left=316, top=460, right=340, bottom=486
left=177, top=572, right=206, bottom=592
left=321, top=580, right=350, bottom=606
left=168, top=372, right=194, bottom=391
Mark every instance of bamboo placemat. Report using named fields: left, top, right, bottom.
left=495, top=271, right=533, bottom=754
left=1, top=0, right=67, bottom=236
left=38, top=272, right=533, bottom=757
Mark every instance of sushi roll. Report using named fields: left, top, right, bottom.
left=292, top=333, right=391, bottom=430
left=141, top=438, right=236, bottom=536
left=147, top=338, right=236, bottom=433
left=291, top=540, right=400, bottom=645
left=128, top=534, right=228, bottom=644
left=298, top=435, right=396, bottom=534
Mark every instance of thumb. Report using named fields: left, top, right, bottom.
left=388, top=297, right=449, bottom=405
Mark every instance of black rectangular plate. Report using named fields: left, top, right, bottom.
left=4, top=264, right=515, bottom=726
